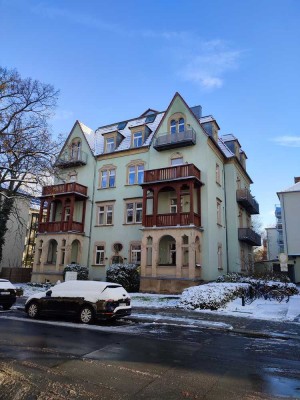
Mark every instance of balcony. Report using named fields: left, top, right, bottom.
left=238, top=228, right=261, bottom=246
left=276, top=223, right=283, bottom=230
left=144, top=212, right=201, bottom=228
left=275, top=206, right=281, bottom=218
left=153, top=129, right=196, bottom=151
left=42, top=183, right=88, bottom=198
left=236, top=189, right=259, bottom=214
left=39, top=221, right=84, bottom=234
left=55, top=151, right=88, bottom=168
left=144, top=164, right=201, bottom=184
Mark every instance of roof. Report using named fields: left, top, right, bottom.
left=217, top=137, right=235, bottom=157
left=278, top=181, right=300, bottom=194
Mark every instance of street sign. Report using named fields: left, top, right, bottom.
left=65, top=271, right=78, bottom=281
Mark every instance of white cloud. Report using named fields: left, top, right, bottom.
left=272, top=136, right=300, bottom=147
left=178, top=40, right=242, bottom=90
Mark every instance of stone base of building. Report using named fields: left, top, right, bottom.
left=31, top=271, right=64, bottom=284
left=140, top=276, right=203, bottom=294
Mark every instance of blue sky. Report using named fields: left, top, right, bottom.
left=1, top=0, right=300, bottom=229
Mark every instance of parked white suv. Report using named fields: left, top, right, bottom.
left=25, top=280, right=131, bottom=324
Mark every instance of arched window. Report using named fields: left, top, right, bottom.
left=178, top=117, right=185, bottom=133
left=170, top=119, right=177, bottom=134
left=71, top=139, right=81, bottom=160
left=47, top=239, right=58, bottom=264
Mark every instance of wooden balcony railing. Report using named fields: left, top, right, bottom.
left=236, top=189, right=259, bottom=214
left=38, top=221, right=84, bottom=234
left=238, top=228, right=261, bottom=246
left=42, top=183, right=88, bottom=197
left=144, top=164, right=201, bottom=183
left=144, top=212, right=201, bottom=227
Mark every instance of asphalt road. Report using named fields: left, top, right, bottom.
left=0, top=308, right=300, bottom=399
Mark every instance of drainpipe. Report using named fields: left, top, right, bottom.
left=223, top=167, right=229, bottom=273
left=86, top=157, right=97, bottom=270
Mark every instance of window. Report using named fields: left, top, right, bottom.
left=178, top=117, right=185, bottom=133
left=216, top=164, right=221, bottom=185
left=217, top=199, right=222, bottom=225
left=71, top=140, right=81, bottom=160
left=170, top=119, right=176, bottom=134
left=97, top=204, right=113, bottom=225
left=171, top=157, right=183, bottom=166
left=145, top=114, right=156, bottom=123
left=47, top=240, right=57, bottom=264
left=95, top=245, right=105, bottom=265
left=128, top=163, right=144, bottom=185
left=146, top=236, right=153, bottom=266
left=131, top=244, right=141, bottom=264
left=100, top=168, right=116, bottom=188
left=133, top=131, right=143, bottom=147
left=117, top=121, right=127, bottom=130
left=170, top=198, right=177, bottom=213
left=217, top=243, right=223, bottom=270
left=126, top=201, right=142, bottom=224
left=106, top=137, right=115, bottom=153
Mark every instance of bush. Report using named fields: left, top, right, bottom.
left=63, top=263, right=89, bottom=281
left=179, top=283, right=250, bottom=310
left=106, top=263, right=140, bottom=292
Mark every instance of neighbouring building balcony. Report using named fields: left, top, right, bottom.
left=144, top=212, right=201, bottom=228
left=153, top=129, right=196, bottom=151
left=42, top=183, right=88, bottom=198
left=275, top=206, right=281, bottom=219
left=238, top=228, right=261, bottom=246
left=39, top=221, right=84, bottom=234
left=236, top=189, right=259, bottom=214
left=144, top=164, right=201, bottom=184
left=55, top=151, right=88, bottom=168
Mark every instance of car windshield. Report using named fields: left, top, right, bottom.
left=101, top=285, right=121, bottom=292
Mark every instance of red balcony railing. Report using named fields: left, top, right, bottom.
left=42, top=183, right=88, bottom=197
left=39, top=221, right=84, bottom=233
left=144, top=164, right=201, bottom=183
left=144, top=212, right=200, bottom=227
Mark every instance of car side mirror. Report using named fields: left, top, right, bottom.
left=46, top=290, right=52, bottom=297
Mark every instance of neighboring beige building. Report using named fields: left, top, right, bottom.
left=0, top=194, right=38, bottom=272
left=32, top=93, right=261, bottom=293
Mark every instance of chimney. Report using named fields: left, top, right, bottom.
left=190, top=105, right=202, bottom=119
left=294, top=177, right=300, bottom=183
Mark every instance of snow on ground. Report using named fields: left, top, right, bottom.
left=15, top=283, right=300, bottom=322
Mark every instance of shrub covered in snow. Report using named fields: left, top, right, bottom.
left=63, top=263, right=89, bottom=281
left=179, top=283, right=250, bottom=310
left=216, top=272, right=298, bottom=297
left=106, top=263, right=140, bottom=292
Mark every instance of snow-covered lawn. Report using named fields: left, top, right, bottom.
left=15, top=282, right=300, bottom=322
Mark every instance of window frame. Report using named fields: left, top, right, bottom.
left=125, top=200, right=143, bottom=224
left=105, top=137, right=115, bottom=153
left=133, top=131, right=143, bottom=148
left=130, top=243, right=141, bottom=264
left=95, top=244, right=105, bottom=265
left=99, top=167, right=116, bottom=189
left=216, top=199, right=222, bottom=226
left=96, top=203, right=114, bottom=226
left=127, top=162, right=145, bottom=185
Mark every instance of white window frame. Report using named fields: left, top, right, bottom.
left=171, top=157, right=183, bottom=166
left=126, top=201, right=143, bottom=224
left=95, top=245, right=105, bottom=265
left=217, top=199, right=222, bottom=225
left=106, top=137, right=115, bottom=153
left=131, top=244, right=141, bottom=264
left=97, top=204, right=114, bottom=225
left=128, top=163, right=144, bottom=185
left=178, top=117, right=185, bottom=133
left=133, top=131, right=143, bottom=147
left=170, top=198, right=177, bottom=214
left=100, top=168, right=116, bottom=189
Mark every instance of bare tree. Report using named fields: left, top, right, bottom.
left=0, top=66, right=62, bottom=263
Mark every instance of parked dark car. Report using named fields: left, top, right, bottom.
left=25, top=280, right=131, bottom=324
left=0, top=279, right=17, bottom=310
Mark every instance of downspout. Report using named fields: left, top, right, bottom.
left=223, top=167, right=229, bottom=273
left=281, top=195, right=288, bottom=255
left=86, top=157, right=97, bottom=270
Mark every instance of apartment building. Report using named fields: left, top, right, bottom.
left=32, top=93, right=260, bottom=293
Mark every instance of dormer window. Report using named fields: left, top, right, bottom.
left=170, top=120, right=176, bottom=134
left=133, top=131, right=143, bottom=147
left=105, top=137, right=115, bottom=153
left=130, top=125, right=152, bottom=148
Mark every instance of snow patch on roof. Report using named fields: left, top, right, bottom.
left=218, top=138, right=234, bottom=157
left=222, top=134, right=237, bottom=142
left=280, top=181, right=300, bottom=193
left=78, top=121, right=95, bottom=151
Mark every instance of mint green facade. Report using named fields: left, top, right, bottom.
left=32, top=93, right=259, bottom=291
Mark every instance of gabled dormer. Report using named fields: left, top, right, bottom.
left=222, top=134, right=241, bottom=158
left=200, top=116, right=220, bottom=142
left=102, top=129, right=125, bottom=153
left=129, top=124, right=152, bottom=148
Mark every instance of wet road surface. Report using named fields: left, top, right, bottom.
left=0, top=308, right=299, bottom=399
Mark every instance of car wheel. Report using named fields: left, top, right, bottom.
left=27, top=302, right=39, bottom=319
left=79, top=305, right=94, bottom=324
